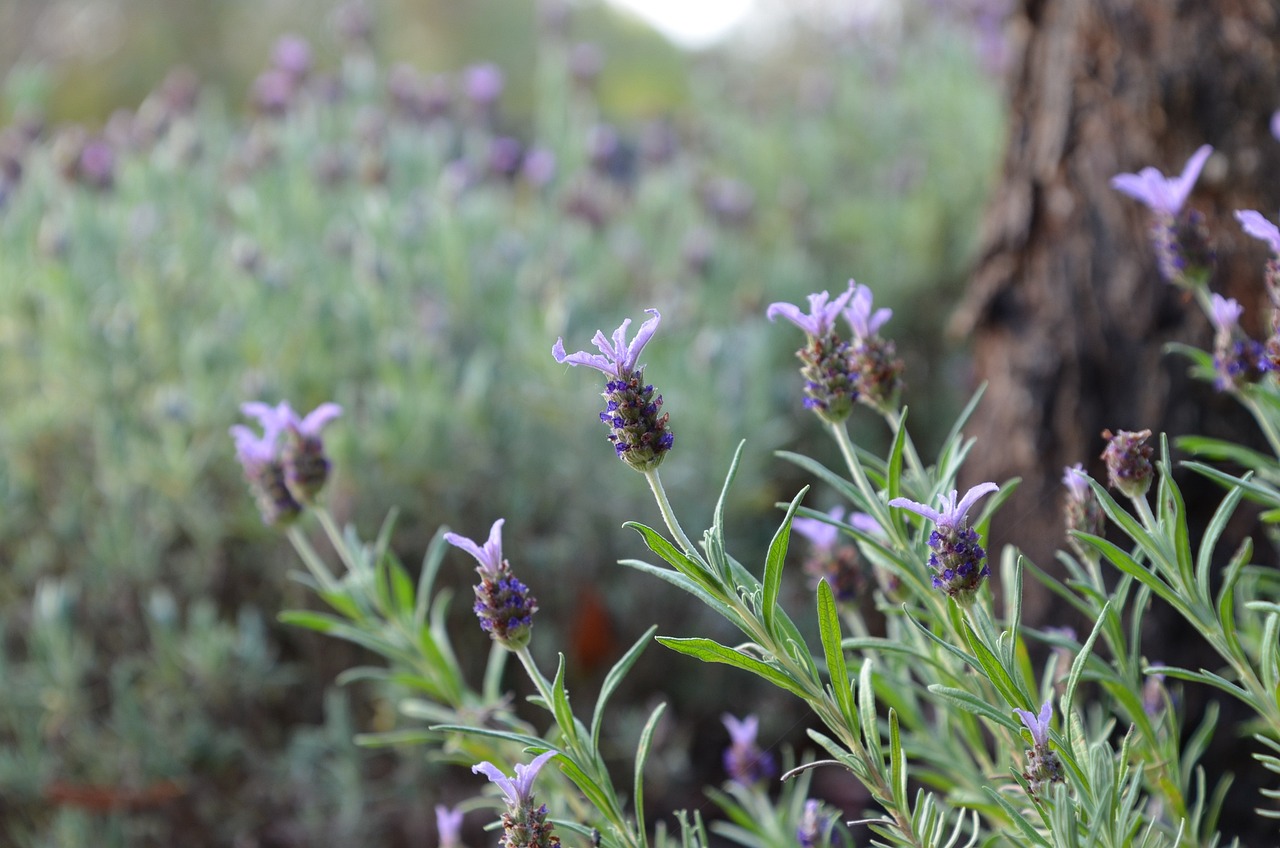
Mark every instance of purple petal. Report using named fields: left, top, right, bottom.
left=444, top=518, right=505, bottom=574
left=552, top=338, right=615, bottom=376
left=512, top=750, right=558, bottom=799
left=765, top=301, right=815, bottom=334
left=622, top=309, right=661, bottom=374
left=722, top=713, right=759, bottom=746
left=298, top=402, right=342, bottom=435
left=1236, top=209, right=1280, bottom=254
left=1062, top=463, right=1090, bottom=502
left=471, top=760, right=520, bottom=805
left=848, top=512, right=883, bottom=536
left=951, top=482, right=1000, bottom=527
left=1272, top=110, right=1280, bottom=142
left=888, top=496, right=944, bottom=526
left=1111, top=168, right=1170, bottom=213
left=1209, top=293, right=1243, bottom=335
left=435, top=805, right=464, bottom=845
left=1169, top=145, right=1213, bottom=213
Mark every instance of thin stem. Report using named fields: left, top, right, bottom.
left=644, top=468, right=697, bottom=556
left=315, top=507, right=363, bottom=576
left=829, top=421, right=911, bottom=550
left=886, top=408, right=926, bottom=482
left=286, top=525, right=340, bottom=594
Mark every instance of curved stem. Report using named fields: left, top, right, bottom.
left=644, top=469, right=697, bottom=556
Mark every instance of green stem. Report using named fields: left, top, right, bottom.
left=644, top=469, right=697, bottom=556
left=315, top=507, right=363, bottom=576
left=286, top=525, right=340, bottom=594
left=886, top=408, right=926, bottom=482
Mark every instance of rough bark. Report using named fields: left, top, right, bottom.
left=956, top=0, right=1280, bottom=579
left=955, top=1, right=1280, bottom=835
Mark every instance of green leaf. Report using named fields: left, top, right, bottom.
left=550, top=654, right=578, bottom=748
left=624, top=522, right=721, bottom=595
left=859, top=660, right=881, bottom=766
left=763, top=487, right=808, bottom=640
left=634, top=701, right=666, bottom=848
left=656, top=636, right=813, bottom=700
left=928, top=685, right=1019, bottom=730
left=1073, top=532, right=1185, bottom=614
left=620, top=559, right=739, bottom=625
left=414, top=528, right=451, bottom=629
left=961, top=619, right=1024, bottom=709
left=889, top=709, right=906, bottom=810
left=592, top=625, right=658, bottom=749
left=816, top=579, right=854, bottom=722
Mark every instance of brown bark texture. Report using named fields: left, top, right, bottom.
left=955, top=0, right=1280, bottom=836
left=956, top=0, right=1280, bottom=576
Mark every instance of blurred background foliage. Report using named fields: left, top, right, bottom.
left=0, top=0, right=1007, bottom=844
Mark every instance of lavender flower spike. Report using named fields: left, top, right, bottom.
left=230, top=402, right=302, bottom=526
left=1013, top=699, right=1053, bottom=749
left=1061, top=463, right=1090, bottom=502
left=722, top=713, right=775, bottom=785
left=766, top=284, right=855, bottom=338
left=890, top=482, right=999, bottom=532
left=1111, top=144, right=1212, bottom=216
left=553, top=310, right=673, bottom=471
left=276, top=401, right=342, bottom=503
left=472, top=750, right=558, bottom=807
left=444, top=518, right=505, bottom=577
left=1236, top=209, right=1280, bottom=255
left=552, top=309, right=661, bottom=379
left=890, top=483, right=999, bottom=604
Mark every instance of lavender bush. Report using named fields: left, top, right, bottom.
left=251, top=141, right=1280, bottom=848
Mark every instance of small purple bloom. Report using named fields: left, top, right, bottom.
left=436, top=805, right=465, bottom=848
left=843, top=282, right=892, bottom=340
left=272, top=34, right=313, bottom=80
left=1061, top=463, right=1090, bottom=502
left=766, top=285, right=855, bottom=338
left=280, top=401, right=343, bottom=437
left=1101, top=429, right=1154, bottom=499
left=553, top=309, right=661, bottom=380
left=472, top=750, right=558, bottom=807
left=889, top=483, right=999, bottom=532
left=1209, top=293, right=1243, bottom=336
left=464, top=63, right=505, bottom=105
left=792, top=506, right=844, bottom=552
left=1236, top=209, right=1280, bottom=255
left=445, top=519, right=506, bottom=577
left=796, top=799, right=831, bottom=848
left=1111, top=144, right=1212, bottom=216
left=231, top=402, right=287, bottom=469
left=522, top=146, right=557, bottom=187
left=1272, top=110, right=1280, bottom=142
left=1013, top=699, right=1053, bottom=749
left=722, top=713, right=775, bottom=785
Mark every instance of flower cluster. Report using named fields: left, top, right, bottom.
left=445, top=519, right=538, bottom=650
left=473, top=752, right=561, bottom=848
left=1111, top=145, right=1214, bottom=287
left=553, top=310, right=674, bottom=472
left=767, top=281, right=903, bottom=420
left=1013, top=700, right=1064, bottom=797
left=1100, top=428, right=1154, bottom=500
left=1237, top=210, right=1280, bottom=369
left=721, top=713, right=775, bottom=786
left=890, top=483, right=998, bottom=605
left=230, top=400, right=342, bottom=526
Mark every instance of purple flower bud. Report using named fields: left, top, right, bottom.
left=230, top=402, right=302, bottom=526
left=796, top=800, right=833, bottom=848
left=1237, top=209, right=1280, bottom=256
left=843, top=281, right=903, bottom=412
left=1207, top=294, right=1269, bottom=391
left=488, top=136, right=523, bottom=179
left=1061, top=463, right=1105, bottom=552
left=436, top=805, right=465, bottom=848
left=569, top=42, right=604, bottom=86
left=278, top=402, right=342, bottom=502
left=1013, top=699, right=1064, bottom=797
left=77, top=138, right=115, bottom=191
left=521, top=146, right=557, bottom=187
left=1272, top=110, right=1280, bottom=143
left=768, top=284, right=861, bottom=422
left=252, top=69, right=297, bottom=117
left=1100, top=429, right=1154, bottom=500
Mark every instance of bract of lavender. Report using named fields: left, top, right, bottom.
left=247, top=158, right=1280, bottom=846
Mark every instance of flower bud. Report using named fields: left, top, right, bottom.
left=1100, top=429, right=1154, bottom=500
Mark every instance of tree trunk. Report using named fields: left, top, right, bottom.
left=954, top=0, right=1280, bottom=836
left=956, top=0, right=1280, bottom=578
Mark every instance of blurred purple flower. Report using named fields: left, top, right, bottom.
left=1236, top=209, right=1280, bottom=255
left=1272, top=110, right=1280, bottom=142
left=1061, top=463, right=1090, bottom=502
left=1111, top=144, right=1212, bottom=216
left=436, top=805, right=464, bottom=848
left=722, top=713, right=774, bottom=785
left=521, top=146, right=557, bottom=187
left=78, top=138, right=115, bottom=190
left=272, top=34, right=313, bottom=80
left=464, top=63, right=504, bottom=105
left=1209, top=293, right=1244, bottom=336
left=766, top=285, right=855, bottom=338
left=844, top=282, right=892, bottom=340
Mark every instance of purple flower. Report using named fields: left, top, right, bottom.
left=522, top=146, right=557, bottom=187
left=553, top=309, right=661, bottom=380
left=1209, top=293, right=1243, bottom=336
left=1101, top=429, right=1154, bottom=499
left=843, top=282, right=892, bottom=340
left=1061, top=463, right=1090, bottom=502
left=444, top=519, right=506, bottom=577
left=472, top=751, right=558, bottom=807
left=890, top=483, right=998, bottom=604
left=1236, top=209, right=1280, bottom=255
left=796, top=799, right=832, bottom=848
left=1111, top=144, right=1212, bottom=216
left=1272, top=110, right=1280, bottom=142
left=766, top=285, right=855, bottom=338
left=231, top=402, right=287, bottom=470
left=272, top=34, right=313, bottom=80
left=1013, top=699, right=1053, bottom=748
left=436, top=805, right=464, bottom=848
left=230, top=402, right=305, bottom=526
left=464, top=63, right=504, bottom=105
left=792, top=507, right=845, bottom=552
left=889, top=483, right=999, bottom=533
left=554, top=311, right=674, bottom=471
left=279, top=402, right=343, bottom=437
left=721, top=713, right=774, bottom=785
